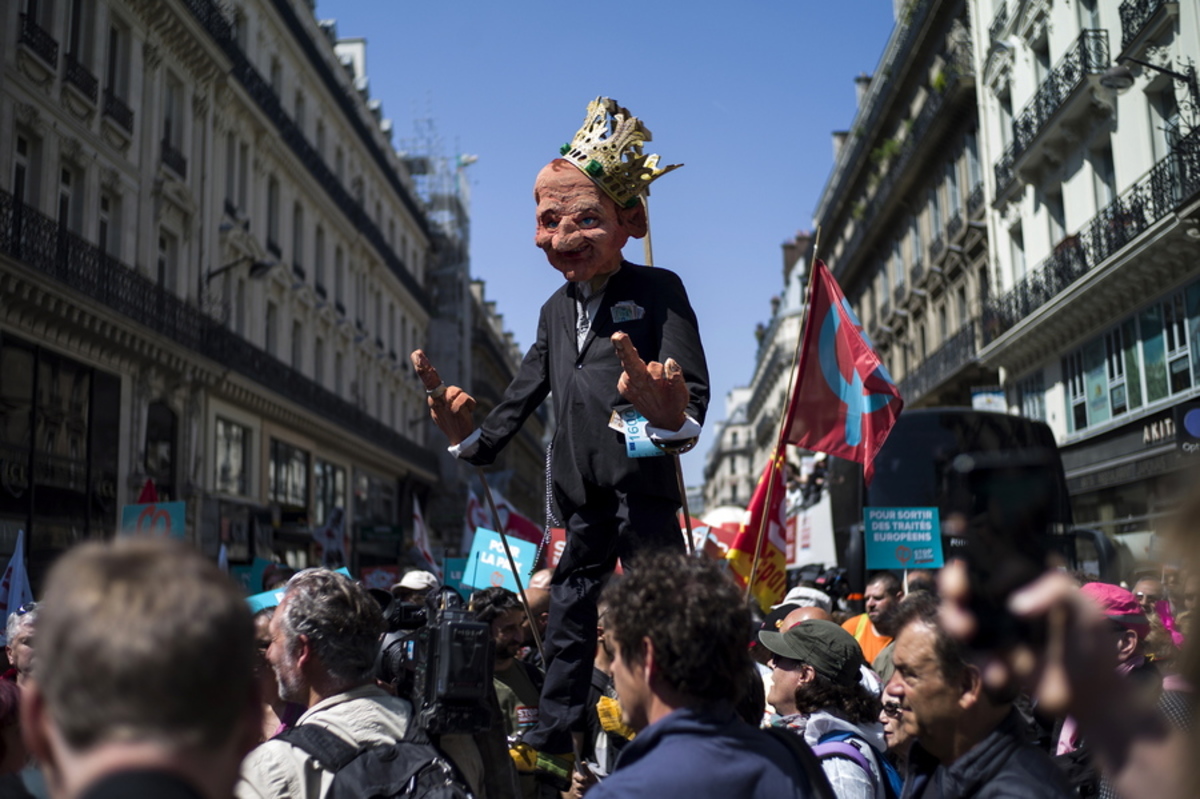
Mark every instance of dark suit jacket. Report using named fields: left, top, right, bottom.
left=466, top=262, right=709, bottom=515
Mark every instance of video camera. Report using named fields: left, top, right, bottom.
left=376, top=586, right=493, bottom=736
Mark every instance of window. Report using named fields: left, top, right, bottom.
left=237, top=142, right=249, bottom=211
left=269, top=57, right=283, bottom=94
left=265, top=302, right=278, bottom=356
left=910, top=215, right=922, bottom=265
left=234, top=278, right=246, bottom=335
left=98, top=192, right=119, bottom=257
left=231, top=6, right=247, bottom=49
left=105, top=21, right=129, bottom=98
left=998, top=92, right=1013, bottom=148
left=390, top=390, right=397, bottom=428
left=966, top=131, right=981, bottom=187
left=1010, top=224, right=1026, bottom=281
left=269, top=439, right=309, bottom=508
left=294, top=90, right=306, bottom=133
left=58, top=164, right=82, bottom=232
left=388, top=303, right=395, bottom=351
left=334, top=350, right=344, bottom=396
left=335, top=147, right=344, bottom=182
left=314, top=459, right=346, bottom=527
left=224, top=132, right=237, bottom=210
left=1017, top=371, right=1046, bottom=421
left=1092, top=145, right=1116, bottom=209
left=215, top=418, right=250, bottom=496
left=938, top=304, right=948, bottom=343
left=1150, top=87, right=1181, bottom=162
left=891, top=240, right=904, bottom=289
left=946, top=159, right=961, bottom=213
left=1162, top=293, right=1192, bottom=394
left=292, top=202, right=304, bottom=274
left=1046, top=188, right=1066, bottom=245
left=163, top=73, right=184, bottom=149
left=13, top=133, right=32, bottom=204
left=157, top=231, right=178, bottom=291
left=314, top=226, right=325, bottom=289
left=930, top=187, right=942, bottom=238
left=66, top=0, right=92, bottom=62
left=316, top=120, right=325, bottom=159
left=334, top=246, right=345, bottom=307
left=918, top=324, right=927, bottom=359
left=1064, top=350, right=1088, bottom=431
left=314, top=337, right=325, bottom=385
left=291, top=320, right=303, bottom=370
left=267, top=176, right=280, bottom=254
left=1105, top=328, right=1128, bottom=415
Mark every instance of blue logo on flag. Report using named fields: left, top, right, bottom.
left=817, top=298, right=899, bottom=446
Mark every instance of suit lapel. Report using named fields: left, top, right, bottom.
left=578, top=264, right=629, bottom=359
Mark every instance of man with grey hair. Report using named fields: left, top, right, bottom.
left=4, top=602, right=37, bottom=687
left=237, top=568, right=412, bottom=799
left=21, top=538, right=262, bottom=799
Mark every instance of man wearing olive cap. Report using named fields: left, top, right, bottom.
left=760, top=619, right=890, bottom=799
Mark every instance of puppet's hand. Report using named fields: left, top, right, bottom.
left=612, top=332, right=688, bottom=432
left=411, top=350, right=476, bottom=446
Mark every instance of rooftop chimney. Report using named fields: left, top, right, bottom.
left=855, top=73, right=873, bottom=106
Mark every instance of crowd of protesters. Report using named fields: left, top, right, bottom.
left=0, top=519, right=1198, bottom=799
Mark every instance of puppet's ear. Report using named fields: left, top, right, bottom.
left=618, top=201, right=648, bottom=239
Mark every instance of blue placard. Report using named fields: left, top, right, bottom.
left=443, top=557, right=469, bottom=597
left=120, top=501, right=187, bottom=539
left=244, top=567, right=352, bottom=613
left=864, top=507, right=944, bottom=570
left=462, top=528, right=537, bottom=593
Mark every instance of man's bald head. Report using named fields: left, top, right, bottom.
left=783, top=606, right=831, bottom=629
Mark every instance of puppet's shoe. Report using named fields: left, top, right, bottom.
left=510, top=742, right=573, bottom=787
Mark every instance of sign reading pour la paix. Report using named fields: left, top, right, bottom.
left=863, top=507, right=944, bottom=571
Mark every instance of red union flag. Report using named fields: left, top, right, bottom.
left=785, top=260, right=903, bottom=483
left=726, top=456, right=789, bottom=611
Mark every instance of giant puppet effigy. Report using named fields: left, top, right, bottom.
left=412, top=97, right=708, bottom=778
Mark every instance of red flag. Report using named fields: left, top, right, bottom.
left=785, top=260, right=903, bottom=483
left=725, top=456, right=789, bottom=611
left=136, top=478, right=158, bottom=504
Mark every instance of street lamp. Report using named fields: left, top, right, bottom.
left=206, top=255, right=276, bottom=284
left=1101, top=55, right=1199, bottom=128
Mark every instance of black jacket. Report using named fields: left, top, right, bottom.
left=466, top=263, right=709, bottom=515
left=904, top=709, right=1072, bottom=799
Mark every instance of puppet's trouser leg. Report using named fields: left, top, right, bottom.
left=522, top=487, right=683, bottom=754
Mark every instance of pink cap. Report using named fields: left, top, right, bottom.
left=1081, top=582, right=1149, bottom=639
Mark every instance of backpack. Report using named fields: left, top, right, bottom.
left=812, top=730, right=903, bottom=799
left=275, top=723, right=474, bottom=799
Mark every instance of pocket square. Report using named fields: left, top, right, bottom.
left=611, top=301, right=646, bottom=323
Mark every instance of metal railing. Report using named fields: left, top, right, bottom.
left=930, top=232, right=946, bottom=261
left=967, top=182, right=985, bottom=217
left=0, top=187, right=435, bottom=473
left=103, top=88, right=134, bottom=132
left=1120, top=0, right=1170, bottom=53
left=983, top=130, right=1200, bottom=344
left=988, top=1, right=1008, bottom=42
left=994, top=30, right=1109, bottom=196
left=161, top=139, right=188, bottom=179
left=911, top=259, right=925, bottom=285
left=18, top=13, right=58, bottom=67
left=63, top=53, right=98, bottom=101
left=900, top=320, right=978, bottom=402
left=948, top=212, right=965, bottom=241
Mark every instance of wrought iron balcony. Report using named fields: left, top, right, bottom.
left=0, top=187, right=435, bottom=473
left=18, top=14, right=58, bottom=68
left=161, top=139, right=187, bottom=179
left=983, top=129, right=1200, bottom=345
left=899, top=320, right=978, bottom=403
left=988, top=2, right=1008, bottom=42
left=930, top=233, right=946, bottom=262
left=947, top=212, right=965, bottom=241
left=967, top=182, right=985, bottom=217
left=63, top=53, right=98, bottom=102
left=911, top=259, right=925, bottom=286
left=1120, top=0, right=1171, bottom=53
left=102, top=88, right=134, bottom=132
left=893, top=282, right=907, bottom=305
left=994, top=30, right=1110, bottom=198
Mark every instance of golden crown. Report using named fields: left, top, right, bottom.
left=559, top=97, right=682, bottom=208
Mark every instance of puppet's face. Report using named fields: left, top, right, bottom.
left=534, top=161, right=641, bottom=283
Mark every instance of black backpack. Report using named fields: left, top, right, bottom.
left=275, top=723, right=474, bottom=799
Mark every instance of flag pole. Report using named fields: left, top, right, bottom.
left=477, top=469, right=546, bottom=663
left=745, top=229, right=821, bottom=602
left=642, top=196, right=696, bottom=556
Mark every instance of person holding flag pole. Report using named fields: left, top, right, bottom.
left=730, top=235, right=904, bottom=609
left=412, top=97, right=709, bottom=779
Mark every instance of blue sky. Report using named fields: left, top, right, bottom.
left=315, top=0, right=900, bottom=488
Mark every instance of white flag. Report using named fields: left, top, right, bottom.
left=412, top=500, right=441, bottom=580
left=0, top=531, right=33, bottom=645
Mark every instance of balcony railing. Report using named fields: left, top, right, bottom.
left=893, top=282, right=907, bottom=305
left=63, top=53, right=98, bottom=102
left=180, top=0, right=431, bottom=312
left=161, top=139, right=188, bottom=179
left=911, top=259, right=925, bottom=286
left=988, top=2, right=1008, bottom=42
left=18, top=14, right=58, bottom=68
left=102, top=88, right=134, bottom=132
left=900, top=320, right=978, bottom=403
left=1120, top=0, right=1170, bottom=53
left=983, top=129, right=1200, bottom=345
left=0, top=187, right=435, bottom=473
left=948, top=212, right=965, bottom=241
left=930, top=233, right=946, bottom=262
left=994, top=30, right=1109, bottom=197
left=967, top=182, right=985, bottom=217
